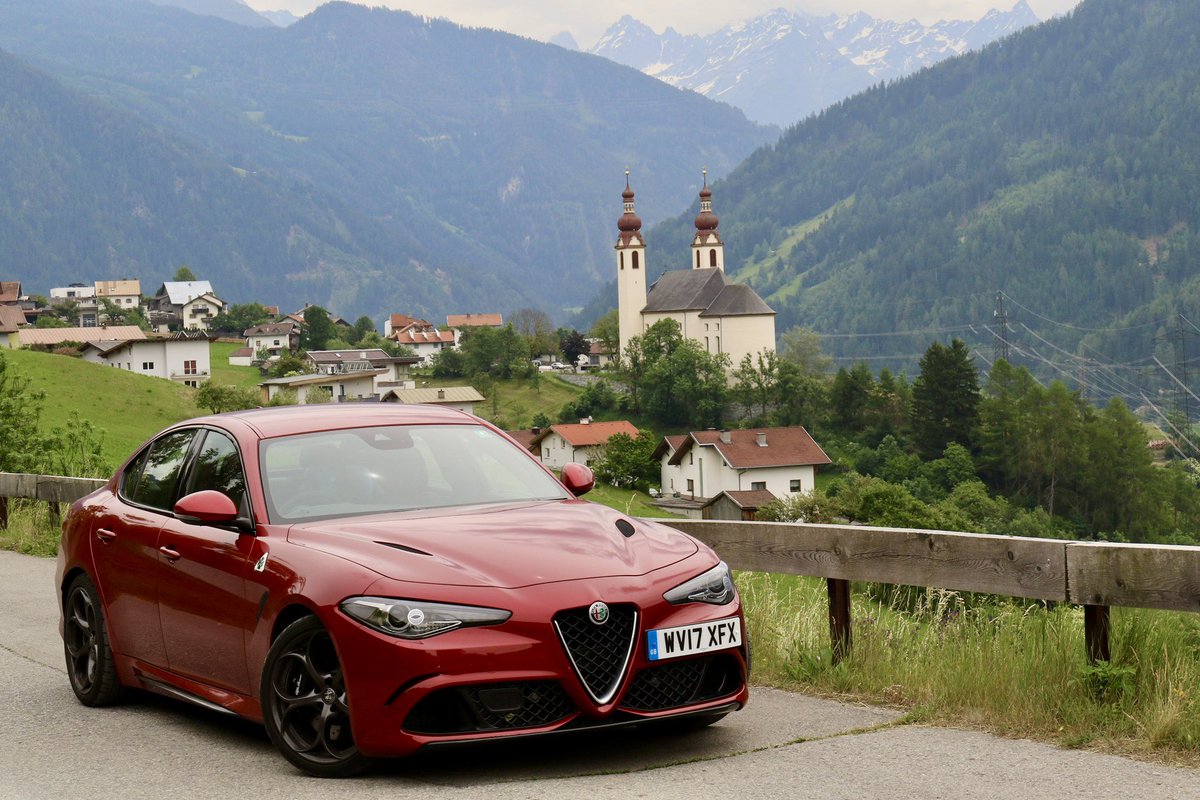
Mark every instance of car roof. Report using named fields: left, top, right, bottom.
left=188, top=403, right=479, bottom=440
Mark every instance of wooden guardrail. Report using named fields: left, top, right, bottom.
left=0, top=473, right=106, bottom=527
left=660, top=520, right=1200, bottom=665
left=4, top=472, right=1198, bottom=666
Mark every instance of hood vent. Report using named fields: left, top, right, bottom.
left=375, top=541, right=433, bottom=557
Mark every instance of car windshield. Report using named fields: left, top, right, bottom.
left=260, top=423, right=570, bottom=523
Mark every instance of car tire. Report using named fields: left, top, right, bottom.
left=63, top=573, right=125, bottom=706
left=261, top=616, right=372, bottom=778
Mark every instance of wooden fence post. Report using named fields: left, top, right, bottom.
left=1084, top=605, right=1111, bottom=664
left=827, top=578, right=852, bottom=664
left=0, top=496, right=7, bottom=529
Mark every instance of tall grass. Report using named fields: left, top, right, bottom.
left=738, top=571, right=1200, bottom=762
left=0, top=501, right=62, bottom=557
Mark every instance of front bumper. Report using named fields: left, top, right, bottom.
left=327, top=572, right=750, bottom=758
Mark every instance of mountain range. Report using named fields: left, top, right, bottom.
left=589, top=2, right=1042, bottom=127
left=0, top=0, right=772, bottom=322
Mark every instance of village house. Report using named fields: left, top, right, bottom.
left=0, top=282, right=21, bottom=305
left=616, top=171, right=775, bottom=368
left=529, top=420, right=640, bottom=470
left=383, top=313, right=426, bottom=338
left=94, top=279, right=142, bottom=310
left=3, top=325, right=148, bottom=350
left=379, top=386, right=486, bottom=414
left=233, top=321, right=302, bottom=366
left=389, top=321, right=457, bottom=364
left=81, top=331, right=211, bottom=387
left=259, top=371, right=383, bottom=405
left=148, top=281, right=223, bottom=332
left=654, top=427, right=831, bottom=518
left=447, top=313, right=503, bottom=332
left=306, top=349, right=421, bottom=394
left=580, top=340, right=615, bottom=370
left=0, top=305, right=27, bottom=337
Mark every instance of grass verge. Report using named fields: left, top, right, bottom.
left=738, top=571, right=1200, bottom=765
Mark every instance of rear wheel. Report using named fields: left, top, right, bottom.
left=261, top=616, right=371, bottom=778
left=63, top=574, right=124, bottom=706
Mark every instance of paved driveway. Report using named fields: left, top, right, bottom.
left=3, top=550, right=1198, bottom=799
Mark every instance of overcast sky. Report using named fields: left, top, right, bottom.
left=242, top=1, right=1083, bottom=46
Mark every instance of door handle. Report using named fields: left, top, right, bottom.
left=159, top=545, right=182, bottom=562
left=96, top=528, right=117, bottom=543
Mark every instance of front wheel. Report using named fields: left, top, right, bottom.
left=63, top=573, right=124, bottom=706
left=261, top=616, right=372, bottom=778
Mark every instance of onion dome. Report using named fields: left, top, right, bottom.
left=694, top=169, right=718, bottom=232
left=618, top=170, right=642, bottom=233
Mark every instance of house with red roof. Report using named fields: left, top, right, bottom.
left=653, top=427, right=831, bottom=513
left=529, top=420, right=640, bottom=470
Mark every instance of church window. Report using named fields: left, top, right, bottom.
left=695, top=250, right=700, bottom=269
left=709, top=249, right=717, bottom=267
left=715, top=336, right=720, bottom=352
left=620, top=252, right=624, bottom=270
left=705, top=337, right=710, bottom=351
left=632, top=251, right=639, bottom=270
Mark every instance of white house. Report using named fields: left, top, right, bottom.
left=49, top=283, right=96, bottom=302
left=81, top=332, right=211, bottom=387
left=259, top=371, right=384, bottom=405
left=616, top=172, right=775, bottom=368
left=181, top=292, right=225, bottom=331
left=379, top=386, right=485, bottom=415
left=149, top=281, right=222, bottom=332
left=529, top=420, right=640, bottom=470
left=389, top=322, right=457, bottom=364
left=655, top=427, right=831, bottom=509
left=244, top=321, right=301, bottom=362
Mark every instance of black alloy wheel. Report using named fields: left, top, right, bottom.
left=63, top=573, right=123, bottom=706
left=261, top=616, right=371, bottom=778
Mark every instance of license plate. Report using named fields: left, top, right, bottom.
left=646, top=616, right=742, bottom=661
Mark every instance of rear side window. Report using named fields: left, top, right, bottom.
left=123, top=430, right=196, bottom=511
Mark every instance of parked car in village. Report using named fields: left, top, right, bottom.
left=56, top=404, right=749, bottom=776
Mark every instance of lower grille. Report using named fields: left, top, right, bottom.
left=404, top=681, right=574, bottom=735
left=554, top=604, right=637, bottom=704
left=620, top=654, right=743, bottom=712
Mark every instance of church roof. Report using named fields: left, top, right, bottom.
left=642, top=269, right=726, bottom=313
left=701, top=283, right=775, bottom=317
left=642, top=269, right=773, bottom=317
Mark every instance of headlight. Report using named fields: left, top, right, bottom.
left=664, top=561, right=735, bottom=605
left=340, top=597, right=511, bottom=639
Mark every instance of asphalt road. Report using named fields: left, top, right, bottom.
left=3, top=549, right=1200, bottom=800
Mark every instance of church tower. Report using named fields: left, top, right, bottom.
left=691, top=169, right=724, bottom=271
left=616, top=170, right=647, bottom=361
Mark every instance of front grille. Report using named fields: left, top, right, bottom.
left=554, top=604, right=637, bottom=704
left=404, top=681, right=574, bottom=735
left=621, top=654, right=743, bottom=712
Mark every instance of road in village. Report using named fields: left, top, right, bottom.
left=3, top=549, right=1199, bottom=800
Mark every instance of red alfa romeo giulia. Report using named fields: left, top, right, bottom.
left=56, top=404, right=749, bottom=776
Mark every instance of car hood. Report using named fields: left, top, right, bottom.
left=286, top=500, right=699, bottom=588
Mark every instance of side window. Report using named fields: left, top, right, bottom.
left=187, top=430, right=248, bottom=515
left=124, top=430, right=196, bottom=511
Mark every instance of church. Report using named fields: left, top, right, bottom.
left=615, top=172, right=776, bottom=367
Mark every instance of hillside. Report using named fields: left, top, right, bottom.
left=0, top=48, right=527, bottom=322
left=592, top=0, right=1200, bottom=385
left=0, top=0, right=773, bottom=321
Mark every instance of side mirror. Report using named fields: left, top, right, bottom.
left=560, top=463, right=595, bottom=497
left=174, top=490, right=240, bottom=525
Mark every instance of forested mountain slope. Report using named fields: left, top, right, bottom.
left=0, top=0, right=772, bottom=319
left=0, top=47, right=527, bottom=317
left=626, top=0, right=1199, bottom=373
